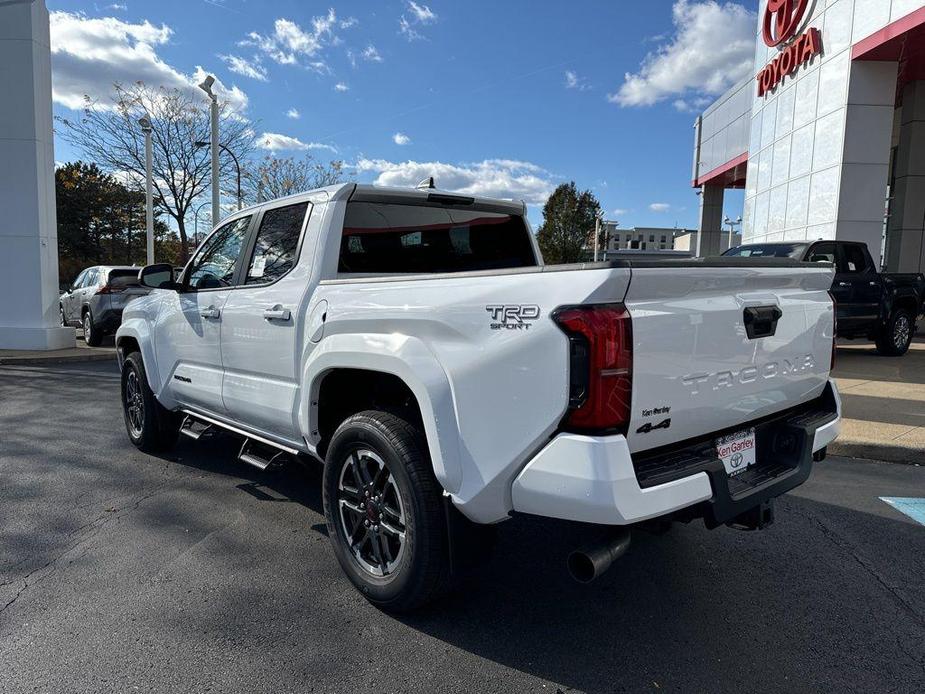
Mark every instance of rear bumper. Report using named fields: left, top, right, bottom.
left=512, top=380, right=841, bottom=527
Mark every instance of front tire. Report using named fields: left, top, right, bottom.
left=876, top=309, right=914, bottom=356
left=83, top=310, right=104, bottom=347
left=322, top=411, right=451, bottom=612
left=121, top=351, right=180, bottom=452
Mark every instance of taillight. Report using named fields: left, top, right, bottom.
left=95, top=284, right=124, bottom=295
left=552, top=304, right=633, bottom=434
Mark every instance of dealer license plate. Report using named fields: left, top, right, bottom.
left=715, top=428, right=756, bottom=477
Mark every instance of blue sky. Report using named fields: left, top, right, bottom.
left=48, top=0, right=756, bottom=228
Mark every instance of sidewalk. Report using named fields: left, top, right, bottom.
left=0, top=334, right=115, bottom=365
left=830, top=337, right=925, bottom=464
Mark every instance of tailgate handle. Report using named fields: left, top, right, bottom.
left=743, top=306, right=782, bottom=340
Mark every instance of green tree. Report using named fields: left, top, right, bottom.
left=536, top=182, right=602, bottom=264
left=55, top=161, right=180, bottom=283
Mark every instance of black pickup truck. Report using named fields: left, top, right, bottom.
left=724, top=240, right=925, bottom=356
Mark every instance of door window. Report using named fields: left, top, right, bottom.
left=807, top=243, right=836, bottom=264
left=71, top=269, right=88, bottom=290
left=245, top=202, right=310, bottom=285
left=839, top=245, right=869, bottom=274
left=186, top=217, right=251, bottom=290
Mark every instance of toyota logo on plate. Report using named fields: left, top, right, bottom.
left=763, top=0, right=810, bottom=47
left=731, top=452, right=745, bottom=469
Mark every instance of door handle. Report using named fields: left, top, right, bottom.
left=837, top=282, right=851, bottom=288
left=199, top=306, right=220, bottom=319
left=263, top=306, right=292, bottom=321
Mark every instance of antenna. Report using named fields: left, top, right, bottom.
left=416, top=177, right=436, bottom=190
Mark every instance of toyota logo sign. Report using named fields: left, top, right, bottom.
left=763, top=0, right=810, bottom=47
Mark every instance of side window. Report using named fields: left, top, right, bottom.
left=840, top=245, right=869, bottom=274
left=245, top=202, right=310, bottom=285
left=186, top=217, right=251, bottom=290
left=83, top=269, right=99, bottom=288
left=807, top=243, right=837, bottom=264
left=71, top=270, right=88, bottom=289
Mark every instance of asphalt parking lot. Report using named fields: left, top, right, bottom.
left=1, top=361, right=923, bottom=694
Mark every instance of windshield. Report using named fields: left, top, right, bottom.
left=723, top=243, right=807, bottom=259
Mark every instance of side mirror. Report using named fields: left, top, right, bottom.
left=139, top=263, right=179, bottom=290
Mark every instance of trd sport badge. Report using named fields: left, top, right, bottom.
left=486, top=305, right=541, bottom=331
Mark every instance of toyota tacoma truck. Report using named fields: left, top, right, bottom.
left=724, top=240, right=925, bottom=356
left=116, top=183, right=841, bottom=611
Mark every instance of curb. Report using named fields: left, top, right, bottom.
left=0, top=351, right=116, bottom=366
left=828, top=440, right=923, bottom=466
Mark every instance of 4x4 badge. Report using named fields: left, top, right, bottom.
left=636, top=418, right=672, bottom=435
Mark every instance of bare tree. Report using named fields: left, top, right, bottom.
left=57, top=82, right=255, bottom=262
left=243, top=154, right=350, bottom=203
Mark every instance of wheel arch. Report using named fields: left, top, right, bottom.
left=115, top=321, right=163, bottom=396
left=301, top=334, right=463, bottom=495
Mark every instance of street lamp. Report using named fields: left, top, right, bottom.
left=198, top=75, right=221, bottom=226
left=724, top=216, right=743, bottom=251
left=193, top=199, right=211, bottom=248
left=195, top=140, right=242, bottom=211
left=138, top=115, right=154, bottom=265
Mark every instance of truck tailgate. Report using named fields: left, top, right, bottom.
left=622, top=262, right=835, bottom=454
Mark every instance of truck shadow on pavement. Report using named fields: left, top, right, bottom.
left=161, top=435, right=925, bottom=694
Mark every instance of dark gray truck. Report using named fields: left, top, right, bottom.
left=724, top=240, right=925, bottom=356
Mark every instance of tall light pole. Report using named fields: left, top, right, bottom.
left=195, top=140, right=242, bottom=210
left=198, top=75, right=221, bottom=227
left=724, top=215, right=743, bottom=251
left=138, top=116, right=154, bottom=265
left=193, top=200, right=211, bottom=248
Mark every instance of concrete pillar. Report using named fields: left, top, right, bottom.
left=696, top=184, right=725, bottom=257
left=0, top=0, right=73, bottom=350
left=885, top=81, right=925, bottom=274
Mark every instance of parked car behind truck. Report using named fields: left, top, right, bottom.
left=60, top=266, right=152, bottom=346
left=116, top=183, right=841, bottom=611
left=724, top=241, right=925, bottom=356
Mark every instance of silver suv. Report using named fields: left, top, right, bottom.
left=60, top=266, right=151, bottom=346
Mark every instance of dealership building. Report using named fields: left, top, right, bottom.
left=693, top=0, right=925, bottom=273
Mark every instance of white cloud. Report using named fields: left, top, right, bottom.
left=612, top=208, right=629, bottom=216
left=400, top=1, right=437, bottom=41
left=49, top=11, right=248, bottom=114
left=334, top=82, right=349, bottom=92
left=649, top=203, right=671, bottom=212
left=355, top=158, right=555, bottom=206
left=393, top=132, right=412, bottom=146
left=220, top=54, right=267, bottom=81
left=362, top=45, right=383, bottom=62
left=673, top=96, right=714, bottom=112
left=407, top=2, right=437, bottom=23
left=286, top=108, right=300, bottom=119
left=241, top=10, right=351, bottom=68
left=565, top=70, right=591, bottom=91
left=107, top=3, right=127, bottom=10
left=609, top=0, right=756, bottom=107
left=257, top=132, right=337, bottom=153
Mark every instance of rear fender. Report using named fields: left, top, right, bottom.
left=301, top=333, right=462, bottom=494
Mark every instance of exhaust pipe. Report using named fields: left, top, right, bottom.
left=567, top=528, right=632, bottom=583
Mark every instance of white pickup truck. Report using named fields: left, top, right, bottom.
left=117, top=183, right=841, bottom=610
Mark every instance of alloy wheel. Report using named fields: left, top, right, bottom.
left=894, top=314, right=911, bottom=351
left=125, top=369, right=145, bottom=437
left=83, top=314, right=91, bottom=343
left=336, top=448, right=407, bottom=577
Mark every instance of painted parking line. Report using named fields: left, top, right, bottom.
left=880, top=498, right=925, bottom=526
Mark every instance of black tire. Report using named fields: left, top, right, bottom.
left=323, top=411, right=451, bottom=612
left=83, top=310, right=103, bottom=347
left=875, top=309, right=914, bottom=356
left=121, top=351, right=180, bottom=452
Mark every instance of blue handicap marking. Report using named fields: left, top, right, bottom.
left=880, top=498, right=925, bottom=526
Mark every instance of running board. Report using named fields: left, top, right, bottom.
left=179, top=414, right=214, bottom=440
left=238, top=439, right=290, bottom=471
left=178, top=409, right=301, bottom=471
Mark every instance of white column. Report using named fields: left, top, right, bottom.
left=695, top=184, right=725, bottom=257
left=0, top=0, right=73, bottom=350
left=885, top=81, right=925, bottom=273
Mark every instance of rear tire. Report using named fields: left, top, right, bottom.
left=875, top=309, right=914, bottom=356
left=322, top=411, right=452, bottom=612
left=83, top=310, right=104, bottom=347
left=121, top=351, right=180, bottom=452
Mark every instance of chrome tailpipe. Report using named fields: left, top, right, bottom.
left=567, top=528, right=632, bottom=583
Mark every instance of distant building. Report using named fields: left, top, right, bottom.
left=601, top=226, right=700, bottom=257
left=673, top=230, right=742, bottom=254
